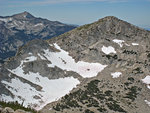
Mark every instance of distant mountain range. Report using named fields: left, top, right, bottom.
left=145, top=28, right=150, bottom=31
left=0, top=11, right=76, bottom=63
left=0, top=16, right=150, bottom=113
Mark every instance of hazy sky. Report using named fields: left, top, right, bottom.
left=0, top=0, right=150, bottom=28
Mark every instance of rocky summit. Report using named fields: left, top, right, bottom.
left=0, top=16, right=150, bottom=113
left=0, top=11, right=76, bottom=62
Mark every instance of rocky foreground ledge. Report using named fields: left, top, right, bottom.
left=0, top=106, right=33, bottom=113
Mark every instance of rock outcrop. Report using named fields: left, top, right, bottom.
left=0, top=107, right=31, bottom=113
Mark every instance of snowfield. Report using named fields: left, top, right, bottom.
left=101, top=46, right=116, bottom=55
left=111, top=72, right=122, bottom=78
left=44, top=43, right=107, bottom=78
left=1, top=43, right=108, bottom=110
left=2, top=69, right=80, bottom=110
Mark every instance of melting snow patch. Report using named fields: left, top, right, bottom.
left=43, top=43, right=107, bottom=78
left=132, top=43, right=139, bottom=46
left=101, top=46, right=116, bottom=55
left=1, top=77, right=41, bottom=107
left=6, top=67, right=80, bottom=110
left=23, top=15, right=27, bottom=18
left=28, top=52, right=32, bottom=55
left=24, top=56, right=37, bottom=62
left=111, top=72, right=122, bottom=78
left=0, top=18, right=12, bottom=23
left=145, top=100, right=150, bottom=107
left=147, top=85, right=150, bottom=89
left=34, top=23, right=43, bottom=27
left=142, top=76, right=150, bottom=84
left=49, top=108, right=52, bottom=110
left=125, top=43, right=130, bottom=46
left=16, top=56, right=37, bottom=69
left=38, top=53, right=46, bottom=60
left=142, top=76, right=150, bottom=89
left=113, top=39, right=125, bottom=47
left=3, top=43, right=107, bottom=109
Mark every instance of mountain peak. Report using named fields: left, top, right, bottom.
left=102, top=16, right=119, bottom=20
left=97, top=16, right=122, bottom=23
left=12, top=11, right=34, bottom=19
left=21, top=11, right=31, bottom=15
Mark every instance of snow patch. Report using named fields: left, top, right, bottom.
left=5, top=67, right=80, bottom=110
left=142, top=76, right=150, bottom=85
left=111, top=72, right=122, bottom=78
left=142, top=76, right=150, bottom=89
left=0, top=94, right=15, bottom=102
left=28, top=52, right=32, bottom=55
left=113, top=39, right=125, bottom=47
left=2, top=43, right=107, bottom=109
left=49, top=108, right=52, bottom=110
left=0, top=18, right=12, bottom=23
left=147, top=85, right=150, bottom=89
left=145, top=100, right=150, bottom=107
left=34, top=23, right=43, bottom=27
left=49, top=44, right=53, bottom=46
left=43, top=43, right=107, bottom=78
left=101, top=46, right=116, bottom=55
left=13, top=21, right=19, bottom=26
left=24, top=56, right=37, bottom=62
left=14, top=56, right=38, bottom=70
left=125, top=43, right=130, bottom=46
left=23, top=15, right=27, bottom=18
left=132, top=43, right=139, bottom=46
left=38, top=53, right=46, bottom=60
left=1, top=77, right=41, bottom=108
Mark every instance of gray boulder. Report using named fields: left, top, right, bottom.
left=1, top=107, right=14, bottom=113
